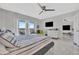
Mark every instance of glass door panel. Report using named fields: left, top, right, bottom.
left=18, top=20, right=26, bottom=35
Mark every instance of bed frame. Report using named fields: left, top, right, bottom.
left=5, top=39, right=54, bottom=55
left=0, top=35, right=54, bottom=55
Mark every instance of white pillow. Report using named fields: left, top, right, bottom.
left=0, top=31, right=16, bottom=48
left=1, top=32, right=14, bottom=42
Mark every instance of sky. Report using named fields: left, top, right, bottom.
left=19, top=21, right=34, bottom=28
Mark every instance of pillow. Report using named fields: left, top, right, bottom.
left=0, top=37, right=16, bottom=48
left=1, top=32, right=14, bottom=42
left=0, top=30, right=16, bottom=48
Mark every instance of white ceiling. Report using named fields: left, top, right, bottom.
left=0, top=3, right=79, bottom=19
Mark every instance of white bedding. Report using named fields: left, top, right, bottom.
left=0, top=30, right=47, bottom=54
left=0, top=34, right=47, bottom=54
left=13, top=35, right=47, bottom=47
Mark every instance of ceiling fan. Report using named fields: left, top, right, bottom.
left=38, top=3, right=55, bottom=15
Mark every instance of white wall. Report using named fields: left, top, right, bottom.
left=41, top=10, right=77, bottom=38
left=0, top=8, right=41, bottom=35
left=74, top=12, right=79, bottom=46
left=40, top=10, right=79, bottom=46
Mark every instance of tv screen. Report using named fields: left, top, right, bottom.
left=63, top=25, right=70, bottom=30
left=45, top=22, right=53, bottom=27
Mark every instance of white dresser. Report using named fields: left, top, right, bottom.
left=47, top=28, right=59, bottom=39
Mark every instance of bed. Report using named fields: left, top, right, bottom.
left=0, top=30, right=54, bottom=55
left=13, top=35, right=47, bottom=47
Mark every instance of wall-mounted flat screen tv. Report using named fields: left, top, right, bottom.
left=63, top=25, right=70, bottom=30
left=45, top=21, right=53, bottom=27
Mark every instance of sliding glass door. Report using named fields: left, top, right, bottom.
left=28, top=22, right=35, bottom=34
left=18, top=20, right=36, bottom=35
left=18, top=20, right=26, bottom=35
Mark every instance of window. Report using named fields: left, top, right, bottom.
left=18, top=20, right=36, bottom=35
left=28, top=22, right=35, bottom=34
left=18, top=20, right=26, bottom=35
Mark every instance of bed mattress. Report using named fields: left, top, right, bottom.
left=13, top=35, right=47, bottom=47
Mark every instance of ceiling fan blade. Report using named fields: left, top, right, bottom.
left=38, top=3, right=43, bottom=10
left=39, top=11, right=43, bottom=15
left=45, top=9, right=55, bottom=11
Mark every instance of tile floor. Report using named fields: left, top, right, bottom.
left=45, top=34, right=79, bottom=55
